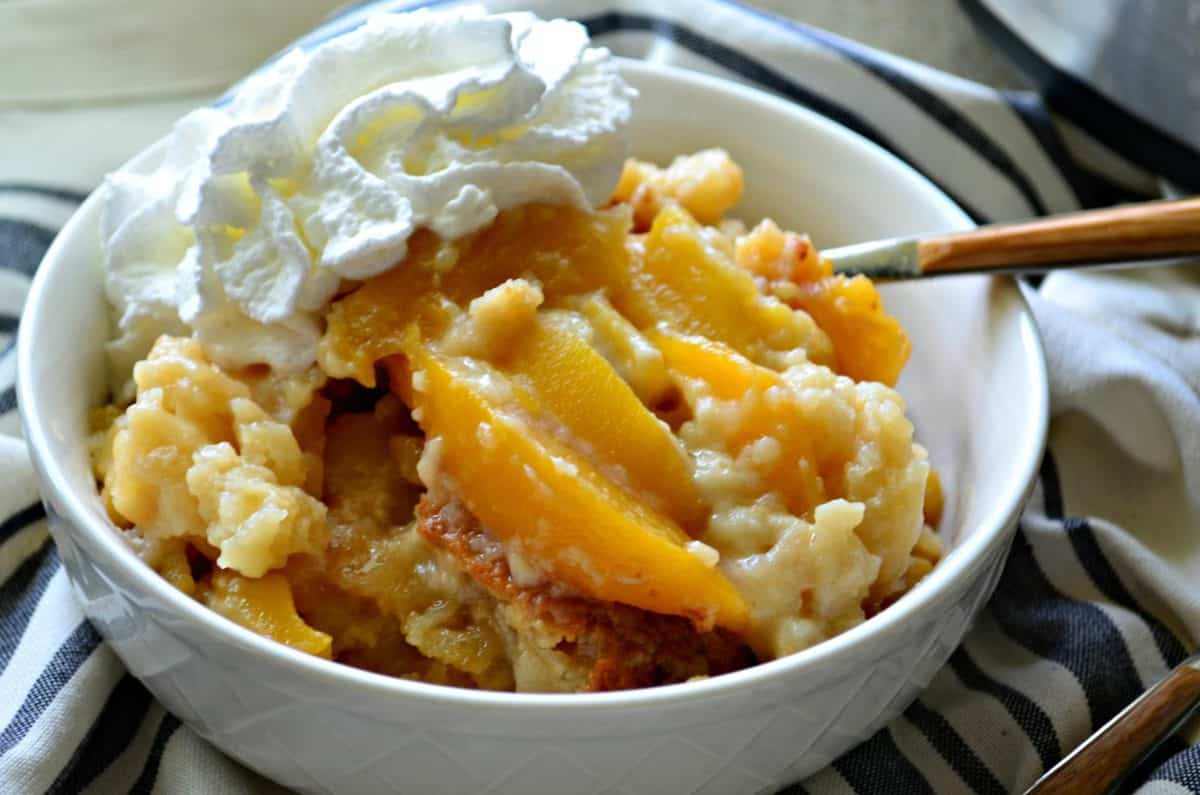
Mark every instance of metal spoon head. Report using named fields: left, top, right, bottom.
left=822, top=237, right=922, bottom=279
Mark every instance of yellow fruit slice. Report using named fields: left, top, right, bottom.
left=923, top=468, right=944, bottom=528
left=567, top=294, right=674, bottom=408
left=653, top=331, right=778, bottom=402
left=390, top=343, right=749, bottom=632
left=789, top=274, right=911, bottom=387
left=733, top=221, right=909, bottom=386
left=204, top=570, right=333, bottom=658
left=501, top=317, right=707, bottom=533
left=320, top=206, right=631, bottom=386
left=618, top=205, right=834, bottom=368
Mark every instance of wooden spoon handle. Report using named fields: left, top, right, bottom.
left=919, top=197, right=1200, bottom=275
left=1024, top=656, right=1200, bottom=795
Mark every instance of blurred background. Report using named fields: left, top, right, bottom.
left=7, top=0, right=1197, bottom=196
left=753, top=0, right=1026, bottom=87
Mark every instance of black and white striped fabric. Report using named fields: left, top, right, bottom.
left=2, top=1, right=1198, bottom=792
left=964, top=0, right=1200, bottom=196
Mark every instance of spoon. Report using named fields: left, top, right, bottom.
left=1024, top=653, right=1200, bottom=794
left=823, top=197, right=1200, bottom=279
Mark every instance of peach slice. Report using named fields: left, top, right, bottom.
left=321, top=206, right=631, bottom=386
left=789, top=274, right=911, bottom=387
left=734, top=221, right=910, bottom=386
left=500, top=317, right=707, bottom=533
left=204, top=569, right=333, bottom=658
left=617, top=205, right=834, bottom=369
left=390, top=342, right=749, bottom=632
left=653, top=331, right=778, bottom=402
left=567, top=294, right=674, bottom=408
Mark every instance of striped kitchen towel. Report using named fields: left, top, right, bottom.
left=1, top=0, right=1198, bottom=792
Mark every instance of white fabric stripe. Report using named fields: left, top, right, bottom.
left=978, top=0, right=1117, bottom=77
left=593, top=31, right=779, bottom=105
left=802, top=764, right=858, bottom=795
left=607, top=32, right=776, bottom=94
left=1137, top=782, right=1195, bottom=795
left=0, top=646, right=123, bottom=794
left=1052, top=116, right=1160, bottom=195
left=1088, top=601, right=1173, bottom=689
left=931, top=663, right=1044, bottom=790
left=0, top=0, right=345, bottom=105
left=1025, top=515, right=1172, bottom=686
left=0, top=273, right=31, bottom=318
left=82, top=702, right=166, bottom=795
left=1085, top=514, right=1196, bottom=653
left=0, top=414, right=25, bottom=440
left=153, top=727, right=288, bottom=795
left=0, top=194, right=78, bottom=232
left=0, top=97, right=211, bottom=189
left=0, top=439, right=38, bottom=517
left=977, top=0, right=1199, bottom=159
left=962, top=611, right=1090, bottom=749
left=888, top=716, right=970, bottom=793
left=0, top=330, right=18, bottom=389
left=0, top=523, right=48, bottom=586
left=0, top=343, right=16, bottom=378
left=1140, top=782, right=1200, bottom=795
left=0, top=572, right=84, bottom=730
left=929, top=88, right=1079, bottom=213
left=150, top=727, right=190, bottom=795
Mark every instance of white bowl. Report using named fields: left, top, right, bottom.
left=19, top=59, right=1048, bottom=795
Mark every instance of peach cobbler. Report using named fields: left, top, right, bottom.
left=91, top=149, right=942, bottom=692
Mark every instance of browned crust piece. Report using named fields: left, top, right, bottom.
left=416, top=496, right=754, bottom=692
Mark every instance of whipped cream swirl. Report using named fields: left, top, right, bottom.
left=101, top=8, right=633, bottom=393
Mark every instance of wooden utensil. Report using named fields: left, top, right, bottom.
left=1023, top=653, right=1200, bottom=794
left=824, top=197, right=1200, bottom=279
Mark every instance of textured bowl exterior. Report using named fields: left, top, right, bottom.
left=20, top=58, right=1047, bottom=795
left=44, top=488, right=1015, bottom=795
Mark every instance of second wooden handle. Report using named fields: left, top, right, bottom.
left=1025, top=658, right=1200, bottom=795
left=919, top=197, right=1200, bottom=274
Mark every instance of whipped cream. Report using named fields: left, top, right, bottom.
left=101, top=8, right=633, bottom=394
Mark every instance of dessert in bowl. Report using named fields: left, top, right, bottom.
left=19, top=8, right=1047, bottom=792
